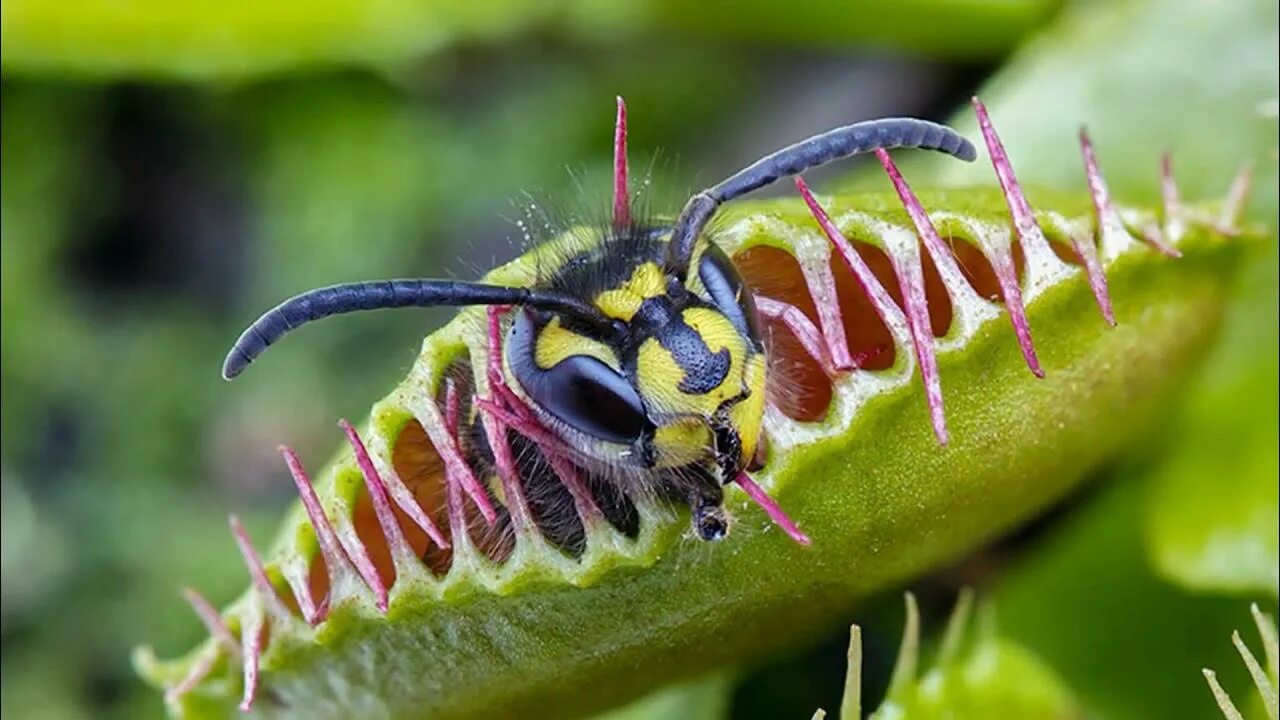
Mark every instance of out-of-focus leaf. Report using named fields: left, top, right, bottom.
left=593, top=674, right=732, bottom=720
left=828, top=591, right=1082, bottom=719
left=0, top=0, right=559, bottom=80
left=1145, top=376, right=1280, bottom=597
left=569, top=0, right=1060, bottom=58
left=919, top=0, right=1279, bottom=597
left=996, top=479, right=1257, bottom=720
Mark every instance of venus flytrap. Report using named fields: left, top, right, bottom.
left=136, top=101, right=1259, bottom=719
left=814, top=591, right=1081, bottom=720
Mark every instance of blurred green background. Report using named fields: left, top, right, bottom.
left=1, top=1, right=1275, bottom=718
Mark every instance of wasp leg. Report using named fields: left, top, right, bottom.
left=691, top=493, right=730, bottom=542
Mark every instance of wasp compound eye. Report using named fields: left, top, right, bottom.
left=698, top=243, right=761, bottom=344
left=507, top=308, right=651, bottom=445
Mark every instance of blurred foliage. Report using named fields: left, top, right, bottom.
left=995, top=479, right=1257, bottom=720
left=0, top=0, right=1275, bottom=717
left=0, top=0, right=560, bottom=80
left=570, top=0, right=1059, bottom=57
left=920, top=0, right=1278, bottom=598
left=864, top=593, right=1081, bottom=719
left=0, top=0, right=1055, bottom=81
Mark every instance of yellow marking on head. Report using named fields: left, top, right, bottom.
left=651, top=420, right=711, bottom=468
left=534, top=316, right=618, bottom=370
left=729, top=354, right=768, bottom=464
left=635, top=338, right=691, bottom=412
left=635, top=307, right=750, bottom=416
left=594, top=262, right=667, bottom=321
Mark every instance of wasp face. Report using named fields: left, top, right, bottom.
left=506, top=242, right=766, bottom=496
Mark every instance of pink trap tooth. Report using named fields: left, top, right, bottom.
left=435, top=425, right=498, bottom=527
left=755, top=295, right=837, bottom=377
left=990, top=247, right=1044, bottom=377
left=481, top=306, right=536, bottom=532
left=341, top=419, right=416, bottom=569
left=890, top=247, right=949, bottom=444
left=874, top=149, right=969, bottom=284
left=876, top=149, right=968, bottom=443
left=182, top=587, right=240, bottom=656
left=477, top=314, right=600, bottom=529
left=1073, top=233, right=1116, bottom=326
left=796, top=174, right=949, bottom=443
left=378, top=459, right=450, bottom=552
left=795, top=178, right=902, bottom=329
left=486, top=306, right=510, bottom=387
left=613, top=96, right=630, bottom=231
left=280, top=561, right=320, bottom=626
left=971, top=98, right=1046, bottom=378
left=733, top=472, right=810, bottom=546
left=443, top=465, right=469, bottom=551
left=442, top=380, right=473, bottom=550
left=1080, top=127, right=1181, bottom=258
left=281, top=447, right=388, bottom=614
left=238, top=605, right=264, bottom=712
left=802, top=261, right=854, bottom=372
left=480, top=411, right=530, bottom=533
left=1220, top=161, right=1254, bottom=231
left=547, top=451, right=602, bottom=528
left=165, top=648, right=216, bottom=705
left=229, top=514, right=290, bottom=619
left=485, top=306, right=574, bottom=456
left=474, top=396, right=571, bottom=455
left=1100, top=133, right=1180, bottom=256
left=478, top=308, right=527, bottom=527
left=1160, top=151, right=1187, bottom=245
left=973, top=97, right=1044, bottom=250
left=1064, top=131, right=1116, bottom=325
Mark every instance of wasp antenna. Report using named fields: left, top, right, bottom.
left=222, top=280, right=616, bottom=379
left=613, top=95, right=630, bottom=231
left=664, top=116, right=974, bottom=280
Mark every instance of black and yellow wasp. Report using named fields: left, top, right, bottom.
left=222, top=99, right=975, bottom=543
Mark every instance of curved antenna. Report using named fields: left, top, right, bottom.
left=222, top=279, right=614, bottom=380
left=663, top=117, right=977, bottom=280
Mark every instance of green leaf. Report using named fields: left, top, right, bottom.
left=0, top=0, right=559, bottom=80
left=920, top=0, right=1279, bottom=598
left=592, top=674, right=732, bottom=720
left=0, top=0, right=1055, bottom=80
left=817, top=590, right=1081, bottom=720
left=994, top=479, right=1261, bottom=720
left=569, top=0, right=1059, bottom=58
left=137, top=176, right=1254, bottom=718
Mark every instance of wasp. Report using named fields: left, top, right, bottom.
left=222, top=98, right=975, bottom=544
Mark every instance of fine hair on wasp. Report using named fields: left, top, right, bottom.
left=222, top=96, right=978, bottom=545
